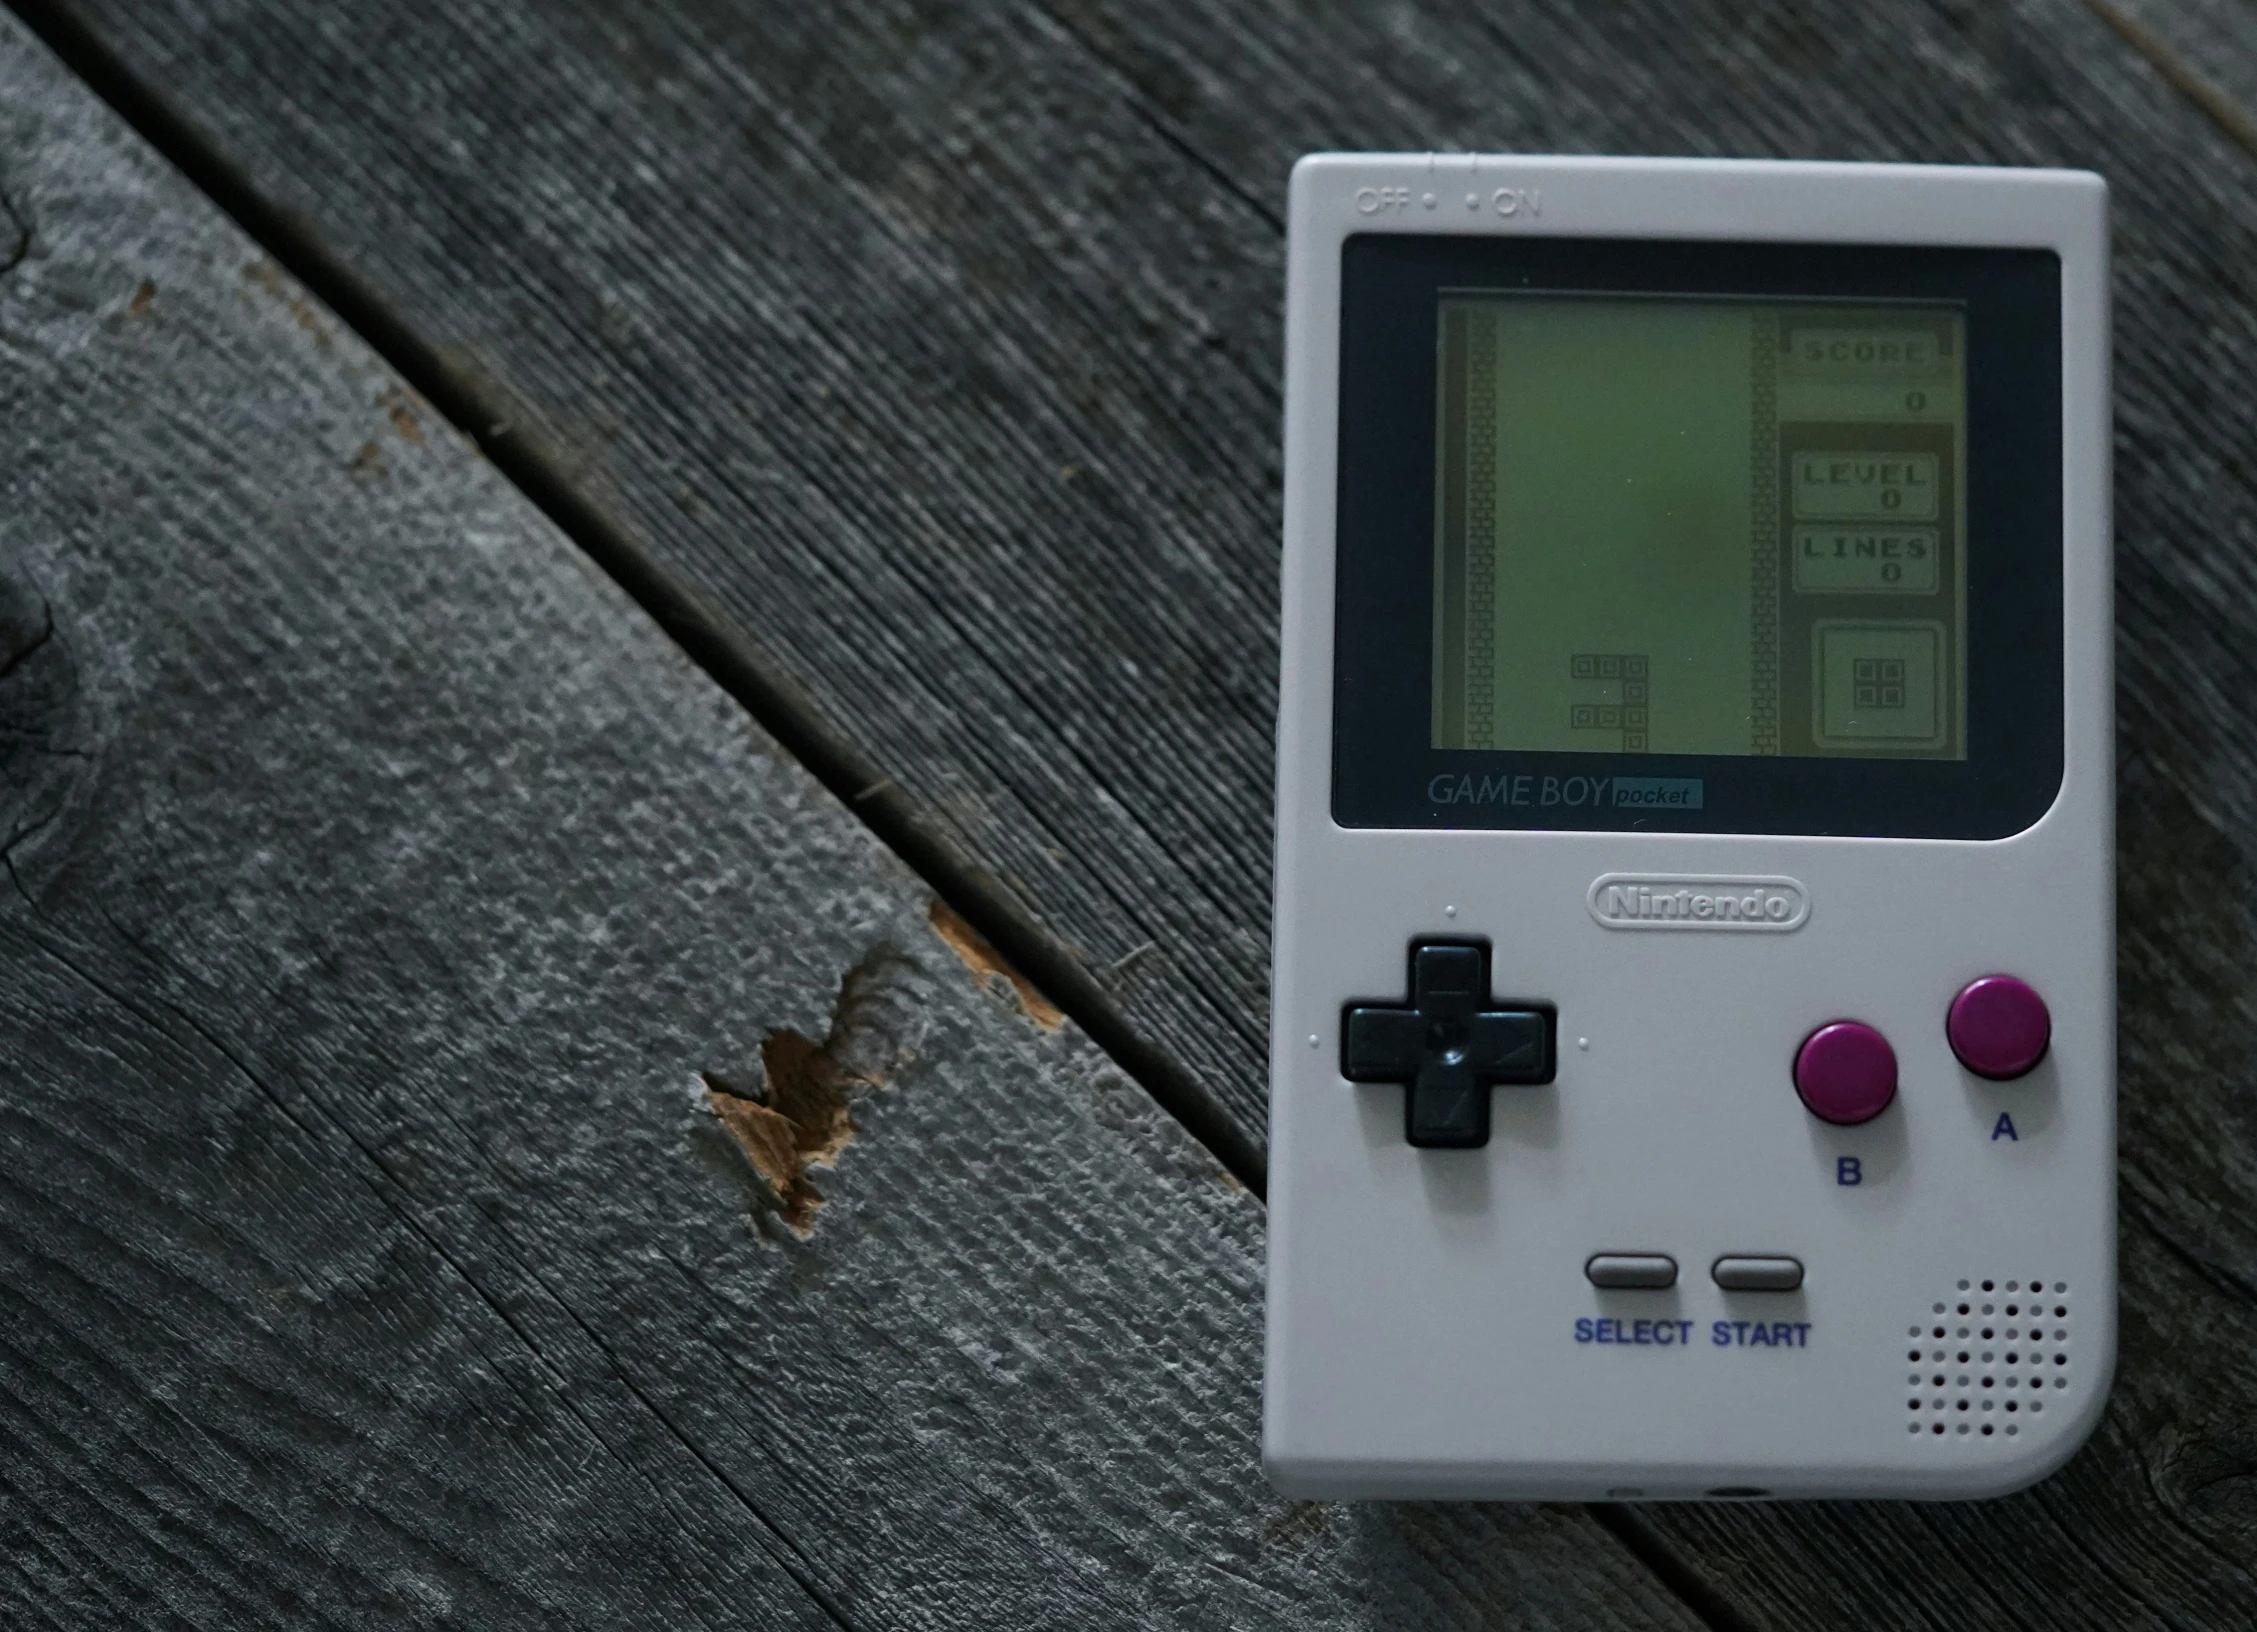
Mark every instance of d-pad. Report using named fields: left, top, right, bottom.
left=1342, top=942, right=1554, bottom=1149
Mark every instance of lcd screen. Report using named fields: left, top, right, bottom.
left=1429, top=295, right=1967, bottom=759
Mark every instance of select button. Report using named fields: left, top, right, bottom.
left=1586, top=1253, right=1679, bottom=1289
left=1712, top=1256, right=1805, bottom=1292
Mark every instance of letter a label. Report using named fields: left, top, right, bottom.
left=1991, top=1113, right=2019, bottom=1142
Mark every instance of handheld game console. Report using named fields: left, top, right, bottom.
left=1264, top=155, right=2112, bottom=1500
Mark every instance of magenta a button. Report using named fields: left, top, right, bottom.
left=1794, top=1021, right=1897, bottom=1125
left=1947, top=975, right=2051, bottom=1080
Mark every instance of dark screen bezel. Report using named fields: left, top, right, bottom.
left=1331, top=234, right=2064, bottom=838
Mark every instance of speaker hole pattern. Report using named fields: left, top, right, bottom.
left=1906, top=1278, right=2070, bottom=1440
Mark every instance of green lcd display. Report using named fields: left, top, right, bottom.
left=1430, top=295, right=1968, bottom=759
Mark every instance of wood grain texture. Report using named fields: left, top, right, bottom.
left=22, top=0, right=2257, bottom=1625
left=0, top=21, right=1707, bottom=1629
left=27, top=0, right=2257, bottom=1173
left=2088, top=0, right=2257, bottom=152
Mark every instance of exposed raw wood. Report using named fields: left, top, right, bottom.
left=927, top=900, right=1065, bottom=1032
left=0, top=22, right=1705, bottom=1629
left=17, top=0, right=2257, bottom=1623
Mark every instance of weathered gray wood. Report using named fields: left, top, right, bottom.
left=22, top=0, right=2257, bottom=1625
left=0, top=22, right=1708, bottom=1629
left=28, top=0, right=2257, bottom=1179
left=1033, top=3, right=2257, bottom=1623
left=16, top=0, right=1304, bottom=1168
left=2089, top=0, right=2257, bottom=151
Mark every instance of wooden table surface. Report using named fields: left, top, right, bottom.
left=4, top=1, right=2256, bottom=1625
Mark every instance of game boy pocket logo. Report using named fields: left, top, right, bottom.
left=1587, top=874, right=1810, bottom=932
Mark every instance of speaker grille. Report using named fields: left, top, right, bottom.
left=1907, top=1278, right=2073, bottom=1441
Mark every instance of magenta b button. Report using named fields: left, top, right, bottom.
left=1947, top=975, right=2051, bottom=1080
left=1794, top=1021, right=1897, bottom=1125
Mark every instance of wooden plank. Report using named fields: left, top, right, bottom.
left=1005, top=3, right=2257, bottom=1622
left=2087, top=0, right=2257, bottom=152
left=23, top=0, right=2257, bottom=1626
left=14, top=0, right=1305, bottom=1169
left=29, top=0, right=2257, bottom=1177
left=0, top=21, right=1707, bottom=1629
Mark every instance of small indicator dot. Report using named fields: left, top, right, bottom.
left=1464, top=192, right=1479, bottom=208
left=1307, top=1034, right=1320, bottom=1048
left=1576, top=1037, right=1591, bottom=1051
left=1444, top=904, right=1458, bottom=918
left=1421, top=191, right=1437, bottom=208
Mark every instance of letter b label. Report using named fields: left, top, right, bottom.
left=1836, top=1156, right=1863, bottom=1186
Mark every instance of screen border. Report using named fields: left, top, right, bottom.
left=1331, top=234, right=2065, bottom=838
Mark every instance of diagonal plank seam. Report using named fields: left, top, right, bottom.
left=1583, top=1507, right=1764, bottom=1632
left=0, top=17, right=1758, bottom=1632
left=0, top=0, right=1270, bottom=1200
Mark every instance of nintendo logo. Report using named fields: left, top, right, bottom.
left=1587, top=873, right=1810, bottom=932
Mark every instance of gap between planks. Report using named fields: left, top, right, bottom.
left=0, top=12, right=1762, bottom=1632
left=0, top=0, right=1272, bottom=1200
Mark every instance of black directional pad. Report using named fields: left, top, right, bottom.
left=1342, top=943, right=1554, bottom=1149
